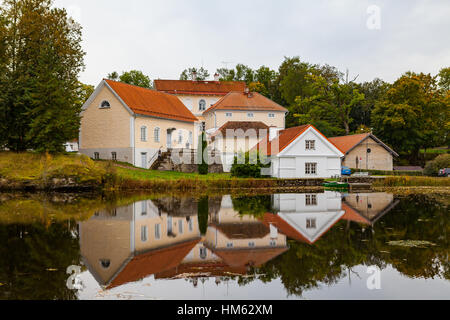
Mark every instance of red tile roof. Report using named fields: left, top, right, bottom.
left=211, top=247, right=288, bottom=268
left=261, top=213, right=313, bottom=244
left=329, top=133, right=399, bottom=156
left=104, top=79, right=198, bottom=123
left=255, top=125, right=344, bottom=156
left=154, top=80, right=246, bottom=96
left=341, top=203, right=371, bottom=225
left=204, top=92, right=288, bottom=114
left=107, top=239, right=200, bottom=289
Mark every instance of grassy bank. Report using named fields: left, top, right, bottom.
left=372, top=176, right=450, bottom=187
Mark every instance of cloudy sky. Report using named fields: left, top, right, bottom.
left=54, top=0, right=450, bottom=86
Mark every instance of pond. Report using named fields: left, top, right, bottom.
left=0, top=191, right=448, bottom=300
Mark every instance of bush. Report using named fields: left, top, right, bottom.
left=424, top=154, right=450, bottom=176
left=230, top=151, right=271, bottom=178
left=197, top=132, right=208, bottom=175
left=350, top=168, right=423, bottom=176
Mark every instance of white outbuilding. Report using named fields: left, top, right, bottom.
left=256, top=125, right=345, bottom=179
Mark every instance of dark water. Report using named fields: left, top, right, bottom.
left=0, top=191, right=448, bottom=300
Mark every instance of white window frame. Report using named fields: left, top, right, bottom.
left=141, top=226, right=148, bottom=242
left=306, top=218, right=317, bottom=229
left=247, top=113, right=254, bottom=118
left=305, top=163, right=317, bottom=175
left=155, top=224, right=161, bottom=240
left=100, top=100, right=111, bottom=109
left=111, top=152, right=117, bottom=161
left=178, top=131, right=183, bottom=145
left=226, top=112, right=233, bottom=118
left=94, top=152, right=100, bottom=160
left=306, top=140, right=316, bottom=150
left=268, top=113, right=275, bottom=118
left=154, top=127, right=160, bottom=143
left=141, top=126, right=148, bottom=142
left=306, top=194, right=318, bottom=206
left=199, top=99, right=206, bottom=111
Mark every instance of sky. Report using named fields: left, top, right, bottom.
left=53, top=0, right=450, bottom=86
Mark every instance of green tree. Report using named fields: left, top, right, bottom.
left=180, top=67, right=210, bottom=81
left=197, top=132, right=208, bottom=175
left=107, top=71, right=119, bottom=81
left=0, top=0, right=85, bottom=152
left=438, top=67, right=450, bottom=91
left=107, top=70, right=152, bottom=88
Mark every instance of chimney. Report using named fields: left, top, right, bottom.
left=192, top=71, right=197, bottom=81
left=269, top=127, right=280, bottom=141
left=214, top=73, right=220, bottom=82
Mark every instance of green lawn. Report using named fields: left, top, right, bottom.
left=115, top=166, right=233, bottom=181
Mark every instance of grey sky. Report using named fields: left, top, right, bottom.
left=54, top=0, right=450, bottom=86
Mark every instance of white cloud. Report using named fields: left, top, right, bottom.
left=54, top=0, right=450, bottom=85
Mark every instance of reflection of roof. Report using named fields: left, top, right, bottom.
left=105, top=79, right=198, bottom=123
left=211, top=247, right=288, bottom=268
left=342, top=200, right=400, bottom=226
left=212, top=222, right=270, bottom=239
left=204, top=92, right=288, bottom=114
left=156, top=262, right=248, bottom=279
left=107, top=239, right=201, bottom=289
left=261, top=213, right=313, bottom=244
left=154, top=80, right=246, bottom=96
left=329, top=133, right=399, bottom=157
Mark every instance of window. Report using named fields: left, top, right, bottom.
left=100, top=259, right=111, bottom=269
left=249, top=242, right=255, bottom=248
left=141, top=201, right=147, bottom=216
left=306, top=194, right=318, bottom=206
left=270, top=241, right=277, bottom=247
left=110, top=209, right=117, bottom=217
left=154, top=127, right=160, bottom=143
left=94, top=152, right=99, bottom=160
left=306, top=140, right=316, bottom=150
left=226, top=112, right=233, bottom=118
left=305, top=163, right=317, bottom=175
left=247, top=113, right=254, bottom=118
left=111, top=152, right=117, bottom=161
left=100, top=100, right=110, bottom=109
left=188, top=219, right=193, bottom=232
left=178, top=219, right=183, bottom=234
left=178, top=131, right=183, bottom=145
left=268, top=113, right=275, bottom=118
left=199, top=100, right=206, bottom=111
left=155, top=224, right=161, bottom=240
left=200, top=247, right=207, bottom=260
left=201, top=122, right=206, bottom=132
left=141, top=126, right=147, bottom=142
left=141, top=226, right=148, bottom=242
left=227, top=243, right=234, bottom=248
left=306, top=218, right=317, bottom=229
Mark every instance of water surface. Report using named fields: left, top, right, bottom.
left=0, top=191, right=448, bottom=300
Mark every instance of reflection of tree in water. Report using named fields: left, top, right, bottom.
left=0, top=221, right=80, bottom=300
left=232, top=195, right=273, bottom=218
left=243, top=195, right=449, bottom=297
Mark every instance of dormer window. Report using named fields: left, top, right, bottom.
left=100, top=100, right=111, bottom=109
left=199, top=100, right=206, bottom=111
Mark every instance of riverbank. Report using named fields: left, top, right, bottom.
left=1, top=152, right=449, bottom=192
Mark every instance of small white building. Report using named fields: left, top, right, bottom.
left=256, top=125, right=345, bottom=179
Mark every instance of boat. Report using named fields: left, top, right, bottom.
left=323, top=181, right=350, bottom=190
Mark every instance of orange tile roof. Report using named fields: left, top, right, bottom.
left=211, top=247, right=288, bottom=268
left=261, top=213, right=313, bottom=244
left=329, top=133, right=399, bottom=156
left=204, top=92, right=288, bottom=114
left=107, top=239, right=200, bottom=289
left=328, top=133, right=371, bottom=154
left=156, top=262, right=248, bottom=279
left=154, top=80, right=246, bottom=96
left=255, top=125, right=344, bottom=156
left=341, top=203, right=371, bottom=225
left=104, top=79, right=198, bottom=123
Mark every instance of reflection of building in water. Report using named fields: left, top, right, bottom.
left=342, top=193, right=400, bottom=226
left=204, top=196, right=288, bottom=271
left=264, top=192, right=345, bottom=244
left=79, top=199, right=201, bottom=290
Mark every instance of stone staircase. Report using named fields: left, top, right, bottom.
left=150, top=148, right=224, bottom=173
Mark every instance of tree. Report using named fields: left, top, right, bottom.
left=0, top=0, right=85, bottom=152
left=108, top=70, right=152, bottom=88
left=197, top=132, right=208, bottom=175
left=438, top=67, right=450, bottom=91
left=372, top=72, right=448, bottom=160
left=180, top=67, right=210, bottom=81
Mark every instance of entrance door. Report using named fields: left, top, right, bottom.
left=141, top=153, right=147, bottom=168
left=167, top=130, right=172, bottom=149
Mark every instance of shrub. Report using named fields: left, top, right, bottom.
left=350, top=168, right=423, bottom=176
left=424, top=154, right=450, bottom=176
left=230, top=151, right=271, bottom=178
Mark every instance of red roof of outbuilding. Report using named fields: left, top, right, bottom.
left=104, top=79, right=198, bottom=123
left=154, top=80, right=246, bottom=96
left=204, top=92, right=288, bottom=114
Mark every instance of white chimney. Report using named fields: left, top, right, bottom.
left=214, top=73, right=220, bottom=81
left=192, top=71, right=197, bottom=81
left=269, top=127, right=280, bottom=141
